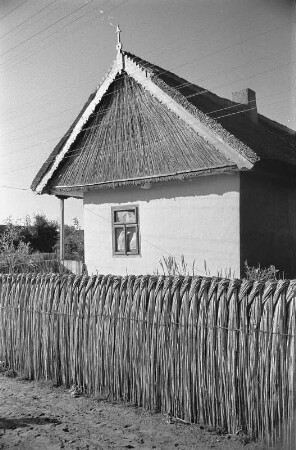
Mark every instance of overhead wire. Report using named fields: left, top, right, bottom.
left=0, top=2, right=286, bottom=76
left=1, top=73, right=98, bottom=122
left=0, top=94, right=294, bottom=181
left=0, top=183, right=210, bottom=268
left=0, top=84, right=292, bottom=160
left=0, top=3, right=294, bottom=178
left=0, top=136, right=62, bottom=160
left=1, top=119, right=76, bottom=146
left=60, top=16, right=296, bottom=91
left=0, top=185, right=28, bottom=191
left=0, top=0, right=29, bottom=23
left=0, top=102, right=86, bottom=139
left=1, top=6, right=292, bottom=220
left=1, top=20, right=294, bottom=121
left=1, top=100, right=294, bottom=187
left=0, top=2, right=130, bottom=120
left=1, top=53, right=295, bottom=150
left=2, top=35, right=292, bottom=118
left=1, top=5, right=292, bottom=122
left=0, top=0, right=58, bottom=41
left=1, top=6, right=290, bottom=76
left=1, top=2, right=110, bottom=69
left=0, top=199, right=183, bottom=273
left=0, top=0, right=123, bottom=71
left=2, top=34, right=295, bottom=131
left=0, top=0, right=96, bottom=59
left=0, top=2, right=283, bottom=74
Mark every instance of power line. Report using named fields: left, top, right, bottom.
left=0, top=0, right=110, bottom=70
left=0, top=137, right=65, bottom=160
left=0, top=4, right=282, bottom=74
left=1, top=9, right=290, bottom=80
left=168, top=21, right=293, bottom=75
left=0, top=103, right=84, bottom=139
left=0, top=0, right=58, bottom=41
left=0, top=0, right=96, bottom=59
left=0, top=2, right=128, bottom=118
left=0, top=5, right=293, bottom=168
left=0, top=0, right=29, bottom=23
left=83, top=205, right=177, bottom=260
left=2, top=20, right=294, bottom=130
left=2, top=37, right=294, bottom=132
left=0, top=162, right=39, bottom=177
left=1, top=55, right=294, bottom=150
left=0, top=0, right=122, bottom=69
left=1, top=4, right=291, bottom=115
left=1, top=122, right=71, bottom=146
left=0, top=85, right=291, bottom=155
left=1, top=98, right=294, bottom=187
left=1, top=74, right=97, bottom=121
left=0, top=95, right=293, bottom=180
left=0, top=185, right=28, bottom=191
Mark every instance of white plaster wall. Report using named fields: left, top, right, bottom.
left=83, top=174, right=240, bottom=277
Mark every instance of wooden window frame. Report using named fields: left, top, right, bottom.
left=111, top=205, right=140, bottom=256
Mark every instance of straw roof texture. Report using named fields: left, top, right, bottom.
left=31, top=51, right=296, bottom=195
left=47, top=75, right=234, bottom=192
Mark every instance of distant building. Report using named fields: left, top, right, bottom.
left=31, top=30, right=296, bottom=277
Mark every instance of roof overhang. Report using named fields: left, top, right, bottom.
left=53, top=165, right=238, bottom=193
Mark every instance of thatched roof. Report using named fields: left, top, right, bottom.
left=31, top=51, right=296, bottom=196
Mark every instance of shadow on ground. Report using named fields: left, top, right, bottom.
left=0, top=417, right=61, bottom=429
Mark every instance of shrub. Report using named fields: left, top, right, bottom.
left=0, top=222, right=32, bottom=273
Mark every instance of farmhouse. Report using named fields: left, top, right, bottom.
left=31, top=29, right=296, bottom=277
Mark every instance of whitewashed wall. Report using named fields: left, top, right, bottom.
left=83, top=173, right=240, bottom=277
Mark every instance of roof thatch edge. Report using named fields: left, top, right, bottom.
left=52, top=165, right=238, bottom=193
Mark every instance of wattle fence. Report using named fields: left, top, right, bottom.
left=0, top=273, right=295, bottom=445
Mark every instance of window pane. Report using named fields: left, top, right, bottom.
left=126, top=226, right=137, bottom=253
left=114, top=227, right=125, bottom=253
left=115, top=209, right=136, bottom=223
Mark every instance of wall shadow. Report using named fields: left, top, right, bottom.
left=85, top=173, right=239, bottom=206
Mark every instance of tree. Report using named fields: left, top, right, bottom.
left=28, top=214, right=59, bottom=253
left=0, top=214, right=59, bottom=254
left=17, top=214, right=59, bottom=253
left=0, top=215, right=84, bottom=262
left=57, top=218, right=84, bottom=261
left=0, top=221, right=32, bottom=272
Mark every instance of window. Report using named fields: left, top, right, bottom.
left=112, top=205, right=140, bottom=256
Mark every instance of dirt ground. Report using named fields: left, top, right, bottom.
left=0, top=372, right=265, bottom=450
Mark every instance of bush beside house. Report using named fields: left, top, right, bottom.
left=0, top=215, right=84, bottom=273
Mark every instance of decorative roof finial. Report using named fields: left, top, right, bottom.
left=116, top=25, right=122, bottom=54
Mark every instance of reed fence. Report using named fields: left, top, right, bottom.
left=0, top=273, right=295, bottom=445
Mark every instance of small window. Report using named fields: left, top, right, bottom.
left=112, top=206, right=140, bottom=256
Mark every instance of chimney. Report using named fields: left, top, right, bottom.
left=232, top=88, right=258, bottom=124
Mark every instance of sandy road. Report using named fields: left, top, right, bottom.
left=0, top=372, right=262, bottom=450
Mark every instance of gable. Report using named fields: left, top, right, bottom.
left=46, top=74, right=236, bottom=193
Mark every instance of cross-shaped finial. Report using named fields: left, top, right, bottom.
left=116, top=25, right=122, bottom=54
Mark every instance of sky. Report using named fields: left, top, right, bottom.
left=0, top=0, right=295, bottom=226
